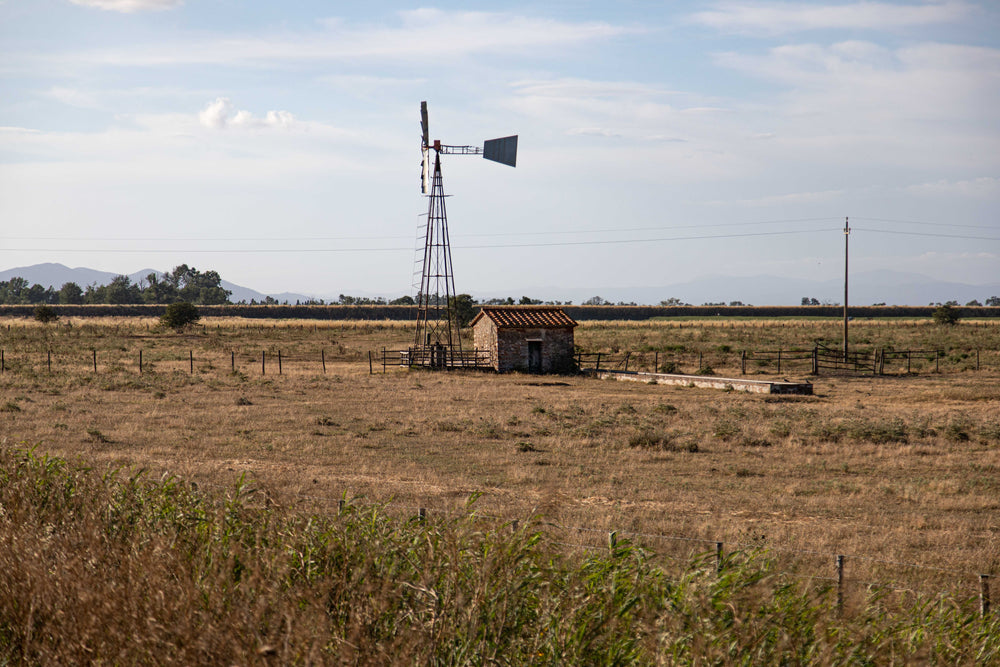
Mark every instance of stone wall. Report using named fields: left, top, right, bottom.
left=495, top=327, right=575, bottom=373
left=472, top=318, right=500, bottom=369
left=472, top=314, right=576, bottom=373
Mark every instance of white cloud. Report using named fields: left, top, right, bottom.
left=197, top=97, right=232, bottom=129
left=45, top=10, right=631, bottom=68
left=715, top=189, right=846, bottom=207
left=567, top=127, right=622, bottom=138
left=68, top=0, right=183, bottom=13
left=197, top=98, right=295, bottom=130
left=710, top=41, right=1000, bottom=169
left=689, top=1, right=971, bottom=35
left=44, top=86, right=101, bottom=108
left=905, top=177, right=1000, bottom=198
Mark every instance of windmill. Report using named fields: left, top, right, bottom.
left=411, top=101, right=517, bottom=367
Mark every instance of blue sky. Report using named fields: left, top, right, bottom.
left=1, top=0, right=998, bottom=299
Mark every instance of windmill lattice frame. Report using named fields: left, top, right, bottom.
left=410, top=101, right=517, bottom=367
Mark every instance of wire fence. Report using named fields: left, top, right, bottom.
left=180, top=474, right=993, bottom=619
left=573, top=346, right=992, bottom=377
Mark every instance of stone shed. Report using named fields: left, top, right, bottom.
left=470, top=306, right=578, bottom=373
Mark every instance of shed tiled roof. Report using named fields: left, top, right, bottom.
left=470, top=306, right=578, bottom=329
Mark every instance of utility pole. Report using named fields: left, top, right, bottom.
left=843, top=217, right=850, bottom=363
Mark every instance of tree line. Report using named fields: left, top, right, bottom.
left=0, top=266, right=230, bottom=306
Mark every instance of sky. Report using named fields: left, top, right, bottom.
left=1, top=0, right=998, bottom=300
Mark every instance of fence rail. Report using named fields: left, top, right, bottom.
left=370, top=347, right=493, bottom=373
left=0, top=343, right=990, bottom=378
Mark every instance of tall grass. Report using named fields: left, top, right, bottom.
left=1, top=445, right=997, bottom=664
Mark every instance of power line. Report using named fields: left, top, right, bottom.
left=0, top=217, right=839, bottom=243
left=851, top=228, right=1000, bottom=242
left=0, top=228, right=841, bottom=254
left=851, top=217, right=997, bottom=230
left=3, top=225, right=995, bottom=254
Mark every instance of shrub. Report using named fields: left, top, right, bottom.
left=34, top=304, right=59, bottom=323
left=659, top=361, right=679, bottom=374
left=846, top=417, right=908, bottom=444
left=932, top=304, right=960, bottom=325
left=161, top=302, right=200, bottom=330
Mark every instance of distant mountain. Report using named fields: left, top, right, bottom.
left=0, top=263, right=315, bottom=304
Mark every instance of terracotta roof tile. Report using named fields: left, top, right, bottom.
left=470, top=306, right=578, bottom=329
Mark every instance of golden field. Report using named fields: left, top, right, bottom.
left=2, top=315, right=998, bottom=597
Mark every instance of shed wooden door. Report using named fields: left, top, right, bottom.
left=528, top=341, right=542, bottom=373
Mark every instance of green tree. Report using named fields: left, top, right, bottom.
left=160, top=302, right=200, bottom=330
left=390, top=295, right=415, bottom=305
left=141, top=273, right=178, bottom=304
left=163, top=265, right=230, bottom=304
left=59, top=282, right=84, bottom=304
left=25, top=283, right=52, bottom=304
left=105, top=275, right=142, bottom=304
left=1, top=277, right=29, bottom=303
left=449, top=294, right=477, bottom=328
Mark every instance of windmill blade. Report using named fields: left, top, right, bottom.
left=421, top=147, right=430, bottom=194
left=420, top=101, right=429, bottom=148
left=483, top=135, right=517, bottom=167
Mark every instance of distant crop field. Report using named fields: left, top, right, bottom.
left=1, top=316, right=998, bottom=583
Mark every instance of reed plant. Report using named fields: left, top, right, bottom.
left=1, top=445, right=998, bottom=664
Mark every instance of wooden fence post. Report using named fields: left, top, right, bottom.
left=139, top=349, right=142, bottom=374
left=321, top=349, right=326, bottom=373
left=654, top=351, right=659, bottom=373
left=278, top=350, right=282, bottom=375
left=741, top=350, right=746, bottom=375
left=595, top=353, right=601, bottom=372
left=93, top=349, right=98, bottom=373
left=981, top=574, right=991, bottom=617
left=623, top=352, right=630, bottom=372
left=368, top=351, right=373, bottom=375
left=716, top=541, right=724, bottom=573
left=189, top=350, right=194, bottom=374
left=231, top=350, right=235, bottom=373
left=608, top=531, right=617, bottom=550
left=418, top=508, right=426, bottom=523
left=812, top=347, right=818, bottom=374
left=47, top=350, right=51, bottom=373
left=776, top=350, right=781, bottom=374
left=836, top=555, right=845, bottom=614
left=338, top=499, right=345, bottom=515
left=261, top=351, right=265, bottom=375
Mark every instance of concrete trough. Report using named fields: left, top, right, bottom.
left=587, top=369, right=813, bottom=395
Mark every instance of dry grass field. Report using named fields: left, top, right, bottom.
left=2, top=315, right=999, bottom=598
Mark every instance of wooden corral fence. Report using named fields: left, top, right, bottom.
left=371, top=347, right=493, bottom=373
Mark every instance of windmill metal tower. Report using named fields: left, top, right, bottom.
left=411, top=101, right=517, bottom=367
